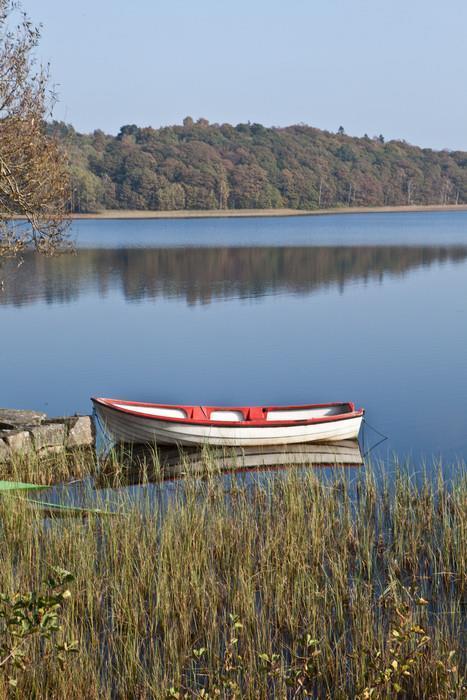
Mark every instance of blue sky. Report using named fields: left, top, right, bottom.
left=36, top=0, right=467, bottom=150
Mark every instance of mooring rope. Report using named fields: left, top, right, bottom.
left=92, top=407, right=115, bottom=462
left=361, top=417, right=389, bottom=459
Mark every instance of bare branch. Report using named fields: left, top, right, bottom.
left=0, top=0, right=70, bottom=259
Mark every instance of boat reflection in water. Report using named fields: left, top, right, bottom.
left=96, top=440, right=363, bottom=487
left=32, top=441, right=363, bottom=517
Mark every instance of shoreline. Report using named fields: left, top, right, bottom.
left=71, top=204, right=467, bottom=221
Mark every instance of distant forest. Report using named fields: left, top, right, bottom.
left=50, top=119, right=467, bottom=213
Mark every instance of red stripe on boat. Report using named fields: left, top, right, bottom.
left=91, top=397, right=364, bottom=428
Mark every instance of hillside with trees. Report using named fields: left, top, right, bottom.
left=51, top=119, right=467, bottom=213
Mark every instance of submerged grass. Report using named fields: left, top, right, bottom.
left=0, top=454, right=465, bottom=698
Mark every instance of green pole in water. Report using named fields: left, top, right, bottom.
left=0, top=480, right=48, bottom=492
left=0, top=480, right=116, bottom=515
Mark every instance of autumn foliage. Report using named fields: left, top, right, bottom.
left=56, top=118, right=466, bottom=213
left=0, top=0, right=70, bottom=258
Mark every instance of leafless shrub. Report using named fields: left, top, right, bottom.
left=0, top=0, right=70, bottom=260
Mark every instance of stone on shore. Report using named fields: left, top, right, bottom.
left=0, top=409, right=47, bottom=429
left=0, top=408, right=95, bottom=463
left=4, top=430, right=32, bottom=454
left=30, top=423, right=65, bottom=451
left=66, top=416, right=93, bottom=448
left=38, top=445, right=65, bottom=457
left=0, top=439, right=11, bottom=462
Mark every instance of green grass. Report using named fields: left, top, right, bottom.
left=0, top=455, right=465, bottom=698
left=0, top=446, right=98, bottom=486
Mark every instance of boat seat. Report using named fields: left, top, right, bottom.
left=247, top=407, right=266, bottom=421
left=191, top=406, right=210, bottom=421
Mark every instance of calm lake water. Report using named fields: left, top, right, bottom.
left=1, top=211, right=467, bottom=464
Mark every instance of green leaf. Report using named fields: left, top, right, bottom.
left=305, top=634, right=318, bottom=646
left=49, top=566, right=74, bottom=585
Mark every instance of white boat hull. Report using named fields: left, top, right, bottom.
left=95, top=403, right=363, bottom=447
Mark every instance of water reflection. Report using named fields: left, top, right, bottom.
left=2, top=244, right=467, bottom=307
left=2, top=215, right=467, bottom=462
left=30, top=441, right=363, bottom=517
left=96, top=440, right=364, bottom=487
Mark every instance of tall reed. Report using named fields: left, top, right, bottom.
left=0, top=460, right=465, bottom=698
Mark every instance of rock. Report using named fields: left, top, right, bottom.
left=0, top=412, right=95, bottom=461
left=4, top=431, right=32, bottom=454
left=0, top=408, right=47, bottom=429
left=0, top=439, right=11, bottom=462
left=66, top=416, right=93, bottom=448
left=30, top=423, right=65, bottom=450
left=38, top=445, right=65, bottom=456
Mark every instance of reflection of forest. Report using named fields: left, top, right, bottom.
left=2, top=245, right=467, bottom=307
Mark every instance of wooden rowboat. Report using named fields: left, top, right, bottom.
left=92, top=397, right=364, bottom=447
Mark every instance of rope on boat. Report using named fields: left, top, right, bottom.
left=361, top=418, right=389, bottom=459
left=92, top=407, right=115, bottom=463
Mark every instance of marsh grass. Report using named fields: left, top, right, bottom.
left=0, top=447, right=98, bottom=486
left=0, top=455, right=465, bottom=698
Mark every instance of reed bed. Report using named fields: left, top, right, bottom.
left=0, top=458, right=465, bottom=699
left=0, top=446, right=98, bottom=486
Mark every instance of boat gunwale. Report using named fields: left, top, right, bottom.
left=92, top=397, right=364, bottom=428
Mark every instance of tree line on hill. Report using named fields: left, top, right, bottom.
left=50, top=118, right=467, bottom=213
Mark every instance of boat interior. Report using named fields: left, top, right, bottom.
left=112, top=402, right=353, bottom=423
